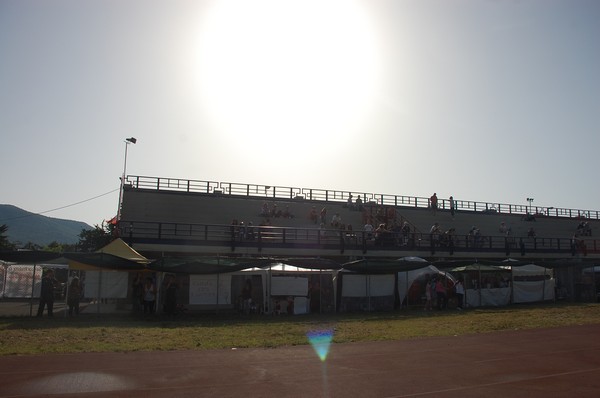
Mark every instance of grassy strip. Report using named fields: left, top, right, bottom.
left=1, top=303, right=599, bottom=356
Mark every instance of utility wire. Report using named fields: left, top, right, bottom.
left=0, top=188, right=119, bottom=223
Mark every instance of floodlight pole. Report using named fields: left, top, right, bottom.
left=526, top=197, right=534, bottom=214
left=117, top=137, right=137, bottom=222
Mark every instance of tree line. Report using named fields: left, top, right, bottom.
left=0, top=222, right=115, bottom=253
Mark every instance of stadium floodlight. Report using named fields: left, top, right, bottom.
left=117, top=137, right=138, bottom=221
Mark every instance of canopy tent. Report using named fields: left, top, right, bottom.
left=337, top=271, right=396, bottom=312
left=397, top=264, right=456, bottom=307
left=450, top=263, right=512, bottom=307
left=449, top=262, right=555, bottom=307
left=339, top=257, right=434, bottom=312
left=511, top=264, right=555, bottom=303
left=265, top=263, right=337, bottom=314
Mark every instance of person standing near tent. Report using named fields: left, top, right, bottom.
left=435, top=277, right=447, bottom=310
left=163, top=274, right=178, bottom=316
left=142, top=277, right=157, bottom=314
left=242, top=279, right=253, bottom=314
left=454, top=279, right=465, bottom=310
left=131, top=273, right=144, bottom=314
left=67, top=277, right=82, bottom=316
left=37, top=269, right=57, bottom=317
left=424, top=278, right=433, bottom=311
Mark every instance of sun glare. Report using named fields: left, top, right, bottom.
left=195, top=0, right=381, bottom=154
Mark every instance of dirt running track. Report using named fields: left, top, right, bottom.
left=1, top=324, right=600, bottom=398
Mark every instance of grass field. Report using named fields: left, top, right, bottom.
left=1, top=302, right=599, bottom=356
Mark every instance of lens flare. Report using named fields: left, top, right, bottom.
left=307, top=329, right=333, bottom=362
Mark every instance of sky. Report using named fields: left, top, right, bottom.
left=1, top=0, right=599, bottom=227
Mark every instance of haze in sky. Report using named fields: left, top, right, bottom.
left=1, top=0, right=599, bottom=227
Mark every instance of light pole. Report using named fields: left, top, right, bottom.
left=117, top=137, right=137, bottom=221
left=526, top=197, right=534, bottom=214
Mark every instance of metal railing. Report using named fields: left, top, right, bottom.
left=119, top=221, right=597, bottom=257
left=124, top=175, right=600, bottom=220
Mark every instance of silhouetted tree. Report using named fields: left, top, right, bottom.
left=77, top=222, right=114, bottom=252
left=0, top=224, right=16, bottom=250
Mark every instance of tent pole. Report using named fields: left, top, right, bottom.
left=319, top=268, right=322, bottom=314
left=216, top=273, right=220, bottom=315
left=542, top=267, right=546, bottom=302
left=96, top=271, right=102, bottom=314
left=2, top=263, right=7, bottom=300
left=405, top=270, right=409, bottom=308
left=478, top=265, right=482, bottom=307
left=30, top=264, right=37, bottom=317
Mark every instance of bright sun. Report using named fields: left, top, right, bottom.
left=195, top=0, right=382, bottom=154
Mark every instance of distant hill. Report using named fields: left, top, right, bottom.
left=0, top=205, right=92, bottom=246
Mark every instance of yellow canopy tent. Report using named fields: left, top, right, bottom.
left=68, top=239, right=152, bottom=271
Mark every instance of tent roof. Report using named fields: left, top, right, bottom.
left=148, top=257, right=276, bottom=274
left=97, top=238, right=151, bottom=264
left=342, top=257, right=432, bottom=274
left=450, top=264, right=510, bottom=273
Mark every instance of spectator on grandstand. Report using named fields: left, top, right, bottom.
left=246, top=222, right=255, bottom=240
left=238, top=222, right=246, bottom=240
left=364, top=220, right=374, bottom=241
left=527, top=227, right=536, bottom=238
left=430, top=193, right=438, bottom=215
left=331, top=213, right=342, bottom=228
left=449, top=195, right=455, bottom=218
left=260, top=202, right=270, bottom=217
left=440, top=227, right=455, bottom=247
left=467, top=226, right=482, bottom=247
left=308, top=206, right=318, bottom=224
left=577, top=221, right=591, bottom=236
left=282, top=205, right=294, bottom=219
left=355, top=196, right=363, bottom=211
left=271, top=203, right=282, bottom=218
left=319, top=223, right=328, bottom=240
left=320, top=207, right=327, bottom=224
left=230, top=219, right=239, bottom=240
left=374, top=223, right=388, bottom=246
left=346, top=194, right=354, bottom=209
left=401, top=222, right=411, bottom=246
left=344, top=224, right=357, bottom=244
left=499, top=221, right=508, bottom=235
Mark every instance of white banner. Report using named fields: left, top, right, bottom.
left=189, top=274, right=232, bottom=305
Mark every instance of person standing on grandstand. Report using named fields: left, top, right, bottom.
left=430, top=193, right=438, bottom=215
left=364, top=220, right=374, bottom=241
